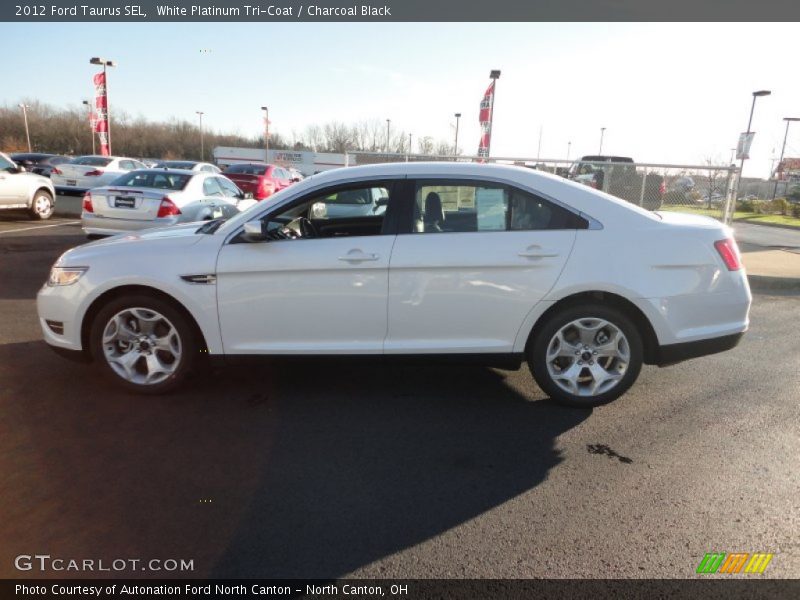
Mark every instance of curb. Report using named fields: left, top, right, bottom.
left=734, top=218, right=800, bottom=232
left=747, top=274, right=800, bottom=293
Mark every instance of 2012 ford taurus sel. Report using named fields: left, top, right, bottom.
left=37, top=163, right=750, bottom=407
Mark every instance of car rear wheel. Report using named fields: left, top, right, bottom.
left=528, top=304, right=643, bottom=408
left=89, top=295, right=197, bottom=394
left=28, top=190, right=54, bottom=220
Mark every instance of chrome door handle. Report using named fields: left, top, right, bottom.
left=338, top=252, right=379, bottom=262
left=518, top=246, right=559, bottom=258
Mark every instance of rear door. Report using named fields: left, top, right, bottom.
left=385, top=178, right=583, bottom=354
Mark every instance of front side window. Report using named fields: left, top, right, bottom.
left=413, top=180, right=586, bottom=233
left=246, top=183, right=394, bottom=242
left=217, top=177, right=241, bottom=197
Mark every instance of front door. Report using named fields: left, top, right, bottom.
left=216, top=180, right=401, bottom=354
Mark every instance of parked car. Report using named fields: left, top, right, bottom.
left=81, top=169, right=250, bottom=237
left=0, top=151, right=56, bottom=219
left=568, top=155, right=665, bottom=210
left=222, top=163, right=294, bottom=200
left=51, top=155, right=149, bottom=194
left=38, top=162, right=750, bottom=407
left=9, top=153, right=71, bottom=178
left=153, top=160, right=222, bottom=173
left=308, top=186, right=388, bottom=219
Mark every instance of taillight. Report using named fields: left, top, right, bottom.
left=714, top=238, right=742, bottom=271
left=256, top=176, right=274, bottom=200
left=84, top=169, right=103, bottom=176
left=51, top=167, right=62, bottom=175
left=82, top=192, right=93, bottom=213
left=156, top=196, right=182, bottom=218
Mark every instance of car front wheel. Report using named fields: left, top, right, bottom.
left=29, top=190, right=54, bottom=220
left=528, top=304, right=643, bottom=408
left=89, top=295, right=197, bottom=394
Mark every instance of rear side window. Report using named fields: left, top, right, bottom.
left=202, top=177, right=224, bottom=196
left=412, top=180, right=587, bottom=233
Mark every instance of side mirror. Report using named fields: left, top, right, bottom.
left=291, top=177, right=301, bottom=183
left=242, top=219, right=267, bottom=242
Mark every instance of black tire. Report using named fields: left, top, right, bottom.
left=89, top=294, right=198, bottom=394
left=28, top=190, right=54, bottom=220
left=527, top=304, right=643, bottom=408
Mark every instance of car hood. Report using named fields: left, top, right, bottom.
left=56, top=222, right=207, bottom=266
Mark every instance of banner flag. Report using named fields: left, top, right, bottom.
left=477, top=81, right=495, bottom=158
left=92, top=71, right=110, bottom=155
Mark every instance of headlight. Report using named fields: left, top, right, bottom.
left=48, top=266, right=88, bottom=287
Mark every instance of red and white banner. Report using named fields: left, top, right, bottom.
left=92, top=71, right=110, bottom=155
left=477, top=80, right=495, bottom=158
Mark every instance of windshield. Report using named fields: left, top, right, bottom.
left=109, top=170, right=191, bottom=190
left=71, top=156, right=112, bottom=167
left=225, top=163, right=267, bottom=175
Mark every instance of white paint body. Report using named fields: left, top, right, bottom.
left=51, top=156, right=147, bottom=192
left=37, top=162, right=751, bottom=362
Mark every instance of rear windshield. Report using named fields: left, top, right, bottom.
left=109, top=171, right=191, bottom=190
left=225, top=163, right=267, bottom=175
left=71, top=156, right=113, bottom=167
left=158, top=161, right=196, bottom=169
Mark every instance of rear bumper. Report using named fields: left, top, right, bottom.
left=653, top=332, right=744, bottom=367
left=81, top=212, right=180, bottom=236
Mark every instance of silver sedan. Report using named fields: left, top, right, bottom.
left=81, top=169, right=254, bottom=237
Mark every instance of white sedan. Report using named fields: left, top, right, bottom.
left=37, top=162, right=751, bottom=407
left=81, top=169, right=253, bottom=237
left=51, top=155, right=148, bottom=194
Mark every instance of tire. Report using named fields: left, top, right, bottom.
left=89, top=294, right=198, bottom=394
left=527, top=304, right=643, bottom=408
left=28, top=190, right=54, bottom=220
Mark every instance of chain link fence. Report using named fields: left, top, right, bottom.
left=345, top=151, right=739, bottom=222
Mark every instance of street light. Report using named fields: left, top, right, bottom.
left=728, top=89, right=771, bottom=222
left=260, top=106, right=269, bottom=161
left=453, top=113, right=461, bottom=157
left=407, top=133, right=413, bottom=162
left=196, top=111, right=205, bottom=161
left=567, top=140, right=572, bottom=161
left=18, top=104, right=31, bottom=152
left=82, top=100, right=95, bottom=154
left=771, top=117, right=800, bottom=201
left=89, top=57, right=116, bottom=154
left=386, top=119, right=391, bottom=154
left=599, top=127, right=606, bottom=154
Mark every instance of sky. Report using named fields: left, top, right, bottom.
left=1, top=21, right=799, bottom=177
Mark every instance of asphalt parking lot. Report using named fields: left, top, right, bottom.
left=0, top=216, right=798, bottom=579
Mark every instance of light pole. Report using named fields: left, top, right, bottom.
left=407, top=133, right=413, bottom=161
left=728, top=90, right=771, bottom=222
left=385, top=119, right=391, bottom=154
left=453, top=112, right=461, bottom=157
left=261, top=106, right=269, bottom=162
left=82, top=100, right=95, bottom=154
left=89, top=57, right=116, bottom=154
left=771, top=117, right=800, bottom=201
left=196, top=111, right=205, bottom=160
left=567, top=141, right=572, bottom=161
left=18, top=104, right=31, bottom=152
left=729, top=148, right=737, bottom=165
left=599, top=127, right=606, bottom=154
left=486, top=69, right=501, bottom=158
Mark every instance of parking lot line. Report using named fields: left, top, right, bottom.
left=0, top=220, right=80, bottom=235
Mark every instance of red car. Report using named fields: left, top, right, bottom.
left=222, top=163, right=296, bottom=201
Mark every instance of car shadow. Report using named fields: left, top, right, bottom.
left=0, top=341, right=589, bottom=579
left=203, top=358, right=590, bottom=578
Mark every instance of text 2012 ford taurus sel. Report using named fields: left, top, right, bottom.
left=37, top=162, right=750, bottom=407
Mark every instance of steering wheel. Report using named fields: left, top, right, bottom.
left=296, top=217, right=319, bottom=238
